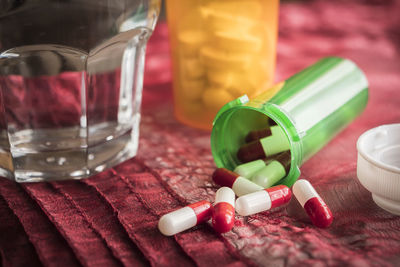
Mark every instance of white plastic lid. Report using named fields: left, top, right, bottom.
left=357, top=123, right=400, bottom=215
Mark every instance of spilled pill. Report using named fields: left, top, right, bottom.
left=212, top=168, right=263, bottom=196
left=236, top=185, right=292, bottom=216
left=212, top=187, right=235, bottom=233
left=292, top=179, right=333, bottom=228
left=158, top=200, right=212, bottom=236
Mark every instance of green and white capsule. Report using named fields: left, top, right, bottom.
left=252, top=151, right=291, bottom=188
left=212, top=168, right=264, bottom=197
left=237, top=126, right=290, bottom=163
left=245, top=124, right=280, bottom=140
left=233, top=158, right=271, bottom=178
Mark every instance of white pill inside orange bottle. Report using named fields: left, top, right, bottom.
left=158, top=200, right=212, bottom=236
left=292, top=179, right=333, bottom=228
left=212, top=187, right=235, bottom=234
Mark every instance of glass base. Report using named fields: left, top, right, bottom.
left=0, top=122, right=139, bottom=182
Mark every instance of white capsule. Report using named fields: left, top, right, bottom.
left=212, top=187, right=236, bottom=233
left=234, top=159, right=266, bottom=178
left=215, top=187, right=235, bottom=207
left=292, top=179, right=319, bottom=206
left=236, top=190, right=271, bottom=216
left=292, top=180, right=333, bottom=228
left=235, top=185, right=292, bottom=216
left=212, top=168, right=263, bottom=197
left=158, top=200, right=212, bottom=236
left=232, top=177, right=264, bottom=196
left=252, top=160, right=286, bottom=188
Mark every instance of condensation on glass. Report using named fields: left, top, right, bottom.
left=0, top=0, right=160, bottom=182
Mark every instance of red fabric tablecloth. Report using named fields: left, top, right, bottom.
left=1, top=0, right=400, bottom=266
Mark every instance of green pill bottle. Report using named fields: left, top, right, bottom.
left=211, top=57, right=368, bottom=187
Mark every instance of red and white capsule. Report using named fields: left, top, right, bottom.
left=212, top=187, right=235, bottom=233
left=212, top=168, right=263, bottom=196
left=292, top=179, right=333, bottom=228
left=235, top=185, right=292, bottom=216
left=158, top=200, right=212, bottom=236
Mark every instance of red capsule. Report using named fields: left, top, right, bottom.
left=293, top=180, right=333, bottom=228
left=188, top=200, right=213, bottom=224
left=268, top=118, right=277, bottom=126
left=236, top=185, right=292, bottom=216
left=212, top=168, right=238, bottom=188
left=304, top=197, right=333, bottom=228
left=212, top=202, right=235, bottom=233
left=266, top=185, right=292, bottom=209
left=238, top=126, right=290, bottom=163
left=245, top=128, right=272, bottom=143
left=211, top=187, right=235, bottom=233
left=212, top=168, right=263, bottom=196
left=237, top=140, right=265, bottom=163
left=158, top=200, right=212, bottom=236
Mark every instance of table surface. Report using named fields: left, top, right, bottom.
left=1, top=0, right=400, bottom=266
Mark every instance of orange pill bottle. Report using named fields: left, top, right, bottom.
left=166, top=0, right=279, bottom=130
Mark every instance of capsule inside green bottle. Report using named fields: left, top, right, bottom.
left=211, top=57, right=368, bottom=187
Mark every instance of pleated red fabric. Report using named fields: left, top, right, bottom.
left=0, top=180, right=80, bottom=267
left=0, top=196, right=43, bottom=267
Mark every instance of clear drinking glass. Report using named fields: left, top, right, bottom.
left=0, top=0, right=160, bottom=182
